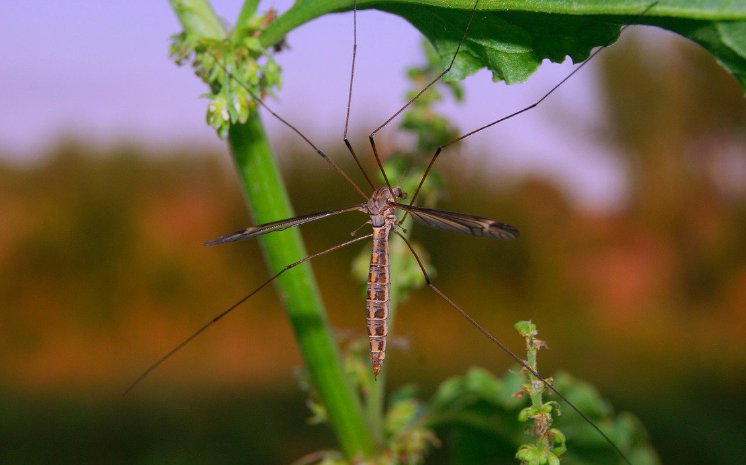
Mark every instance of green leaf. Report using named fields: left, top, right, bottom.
left=518, top=406, right=534, bottom=423
left=429, top=368, right=661, bottom=464
left=664, top=19, right=746, bottom=88
left=261, top=0, right=746, bottom=93
left=514, top=320, right=537, bottom=337
left=385, top=397, right=421, bottom=437
left=429, top=374, right=467, bottom=408
left=552, top=371, right=611, bottom=419
left=379, top=4, right=624, bottom=84
left=463, top=366, right=503, bottom=401
left=550, top=371, right=661, bottom=465
left=428, top=368, right=524, bottom=427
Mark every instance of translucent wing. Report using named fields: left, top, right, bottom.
left=396, top=204, right=519, bottom=239
left=205, top=205, right=363, bottom=246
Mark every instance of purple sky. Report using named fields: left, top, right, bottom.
left=0, top=0, right=653, bottom=209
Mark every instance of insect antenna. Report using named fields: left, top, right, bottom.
left=394, top=231, right=634, bottom=465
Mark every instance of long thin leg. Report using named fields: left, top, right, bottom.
left=394, top=231, right=633, bottom=465
left=404, top=44, right=608, bottom=213
left=403, top=5, right=658, bottom=217
left=343, top=0, right=376, bottom=191
left=368, top=0, right=481, bottom=200
left=124, top=233, right=374, bottom=395
left=210, top=54, right=369, bottom=200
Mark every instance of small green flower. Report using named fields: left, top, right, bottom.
left=170, top=10, right=282, bottom=138
left=205, top=93, right=230, bottom=138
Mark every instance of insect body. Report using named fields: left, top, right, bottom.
left=364, top=186, right=403, bottom=377
left=129, top=2, right=658, bottom=463
left=206, top=184, right=518, bottom=376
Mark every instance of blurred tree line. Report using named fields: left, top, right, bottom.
left=0, top=30, right=744, bottom=465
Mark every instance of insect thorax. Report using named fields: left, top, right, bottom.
left=367, top=186, right=405, bottom=228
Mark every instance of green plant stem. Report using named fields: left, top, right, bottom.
left=169, top=0, right=374, bottom=459
left=366, top=340, right=387, bottom=446
left=365, top=277, right=395, bottom=445
left=526, top=342, right=543, bottom=412
left=169, top=0, right=225, bottom=39
left=233, top=0, right=261, bottom=41
left=227, top=116, right=374, bottom=459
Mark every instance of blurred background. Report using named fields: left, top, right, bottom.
left=1, top=1, right=745, bottom=464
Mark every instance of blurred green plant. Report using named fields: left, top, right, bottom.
left=163, top=0, right=744, bottom=463
left=300, top=322, right=659, bottom=465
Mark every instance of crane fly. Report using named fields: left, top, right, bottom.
left=128, top=1, right=660, bottom=464
left=205, top=185, right=519, bottom=376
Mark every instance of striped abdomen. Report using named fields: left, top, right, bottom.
left=366, top=225, right=391, bottom=377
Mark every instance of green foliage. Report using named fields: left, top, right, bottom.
left=665, top=19, right=746, bottom=89
left=424, top=365, right=659, bottom=465
left=381, top=4, right=622, bottom=84
left=260, top=0, right=746, bottom=92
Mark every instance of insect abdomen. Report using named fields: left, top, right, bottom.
left=366, top=226, right=391, bottom=377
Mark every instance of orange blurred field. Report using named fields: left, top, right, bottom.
left=1, top=31, right=745, bottom=465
